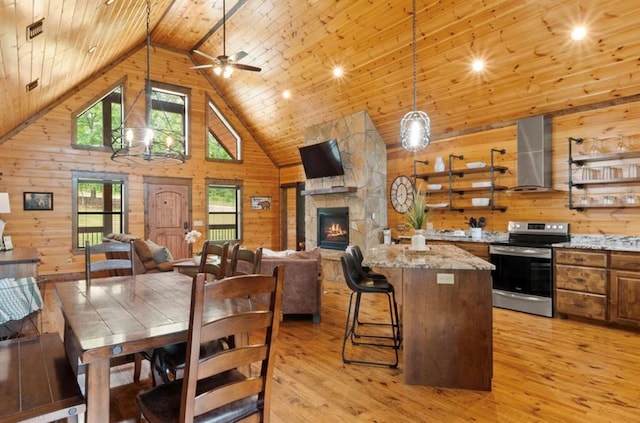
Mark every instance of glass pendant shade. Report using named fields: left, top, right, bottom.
left=400, top=110, right=431, bottom=151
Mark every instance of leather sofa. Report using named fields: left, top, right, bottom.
left=103, top=233, right=174, bottom=274
left=236, top=248, right=323, bottom=323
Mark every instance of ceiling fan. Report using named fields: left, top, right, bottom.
left=191, top=0, right=261, bottom=78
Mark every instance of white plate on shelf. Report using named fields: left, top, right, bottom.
left=427, top=184, right=442, bottom=190
left=466, top=161, right=486, bottom=169
left=426, top=203, right=449, bottom=208
left=471, top=181, right=492, bottom=188
left=472, top=198, right=490, bottom=206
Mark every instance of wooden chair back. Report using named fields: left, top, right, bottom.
left=229, top=244, right=263, bottom=275
left=85, top=240, right=134, bottom=285
left=180, top=266, right=284, bottom=421
left=198, top=241, right=230, bottom=279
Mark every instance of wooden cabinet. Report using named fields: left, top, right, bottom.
left=554, top=249, right=608, bottom=321
left=609, top=252, right=640, bottom=328
left=0, top=248, right=39, bottom=279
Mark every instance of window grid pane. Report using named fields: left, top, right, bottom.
left=207, top=185, right=240, bottom=241
left=77, top=181, right=124, bottom=247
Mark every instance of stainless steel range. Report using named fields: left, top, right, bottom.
left=489, top=221, right=570, bottom=317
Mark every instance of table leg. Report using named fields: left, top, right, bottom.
left=85, top=358, right=111, bottom=422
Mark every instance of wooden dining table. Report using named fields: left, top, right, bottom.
left=54, top=271, right=250, bottom=422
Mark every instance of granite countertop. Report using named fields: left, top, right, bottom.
left=363, top=244, right=494, bottom=270
left=400, top=230, right=508, bottom=244
left=553, top=234, right=640, bottom=253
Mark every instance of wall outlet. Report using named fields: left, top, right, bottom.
left=437, top=273, right=454, bottom=285
left=193, top=220, right=203, bottom=227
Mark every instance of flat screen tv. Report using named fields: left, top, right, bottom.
left=299, top=139, right=345, bottom=179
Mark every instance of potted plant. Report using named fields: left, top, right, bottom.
left=405, top=184, right=433, bottom=250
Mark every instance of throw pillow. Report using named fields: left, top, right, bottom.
left=152, top=246, right=174, bottom=264
left=133, top=239, right=156, bottom=270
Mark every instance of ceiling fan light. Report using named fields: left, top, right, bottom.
left=223, top=65, right=234, bottom=78
left=213, top=65, right=222, bottom=76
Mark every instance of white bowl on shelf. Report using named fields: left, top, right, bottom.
left=466, top=161, right=486, bottom=169
left=426, top=203, right=448, bottom=208
left=471, top=181, right=492, bottom=188
left=472, top=198, right=490, bottom=207
left=427, top=184, right=442, bottom=190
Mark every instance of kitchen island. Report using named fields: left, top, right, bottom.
left=364, top=244, right=494, bottom=391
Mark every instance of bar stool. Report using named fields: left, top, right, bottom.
left=340, top=252, right=401, bottom=368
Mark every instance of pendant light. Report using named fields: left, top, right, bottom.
left=110, top=0, right=186, bottom=165
left=400, top=0, right=431, bottom=152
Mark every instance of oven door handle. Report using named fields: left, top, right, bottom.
left=494, top=290, right=549, bottom=302
left=489, top=246, right=551, bottom=259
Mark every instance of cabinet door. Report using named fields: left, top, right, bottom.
left=609, top=270, right=640, bottom=329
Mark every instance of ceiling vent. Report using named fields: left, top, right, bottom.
left=511, top=115, right=552, bottom=192
left=26, top=79, right=39, bottom=92
left=27, top=19, right=44, bottom=40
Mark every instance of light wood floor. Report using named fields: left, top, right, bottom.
left=37, top=278, right=640, bottom=422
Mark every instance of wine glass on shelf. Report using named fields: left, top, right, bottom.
left=589, top=137, right=602, bottom=155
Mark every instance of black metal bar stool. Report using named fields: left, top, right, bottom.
left=340, top=252, right=401, bottom=368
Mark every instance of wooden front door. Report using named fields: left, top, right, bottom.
left=147, top=183, right=190, bottom=259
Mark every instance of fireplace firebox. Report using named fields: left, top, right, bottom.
left=317, top=207, right=349, bottom=250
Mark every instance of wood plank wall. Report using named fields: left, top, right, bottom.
left=0, top=47, right=280, bottom=276
left=281, top=101, right=640, bottom=238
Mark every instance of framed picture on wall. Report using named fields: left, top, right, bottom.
left=250, top=196, right=271, bottom=210
left=24, top=192, right=53, bottom=211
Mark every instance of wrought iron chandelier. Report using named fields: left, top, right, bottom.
left=400, top=0, right=431, bottom=152
left=111, top=0, right=186, bottom=165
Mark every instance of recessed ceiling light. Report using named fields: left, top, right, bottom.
left=105, top=0, right=116, bottom=5
left=282, top=90, right=291, bottom=99
left=332, top=66, right=344, bottom=78
left=472, top=59, right=484, bottom=72
left=571, top=26, right=587, bottom=41
left=87, top=45, right=97, bottom=54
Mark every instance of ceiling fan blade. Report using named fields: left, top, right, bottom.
left=191, top=64, right=214, bottom=69
left=193, top=49, right=219, bottom=62
left=228, top=51, right=248, bottom=62
left=232, top=63, right=262, bottom=72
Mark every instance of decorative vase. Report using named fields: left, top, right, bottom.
left=193, top=254, right=202, bottom=265
left=411, top=229, right=426, bottom=250
left=434, top=156, right=445, bottom=173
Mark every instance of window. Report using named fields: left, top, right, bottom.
left=151, top=82, right=189, bottom=154
left=207, top=97, right=241, bottom=161
left=72, top=171, right=128, bottom=251
left=206, top=180, right=242, bottom=242
left=74, top=85, right=123, bottom=148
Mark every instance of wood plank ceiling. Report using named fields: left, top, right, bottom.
left=1, top=0, right=639, bottom=167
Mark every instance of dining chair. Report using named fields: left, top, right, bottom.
left=85, top=240, right=148, bottom=381
left=229, top=244, right=263, bottom=275
left=137, top=266, right=284, bottom=422
left=199, top=240, right=231, bottom=279
left=149, top=241, right=231, bottom=386
left=84, top=240, right=135, bottom=285
left=340, top=252, right=401, bottom=368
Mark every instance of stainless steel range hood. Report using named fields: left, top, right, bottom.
left=511, top=115, right=552, bottom=192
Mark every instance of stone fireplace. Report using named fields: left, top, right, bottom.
left=317, top=207, right=349, bottom=250
left=303, top=110, right=387, bottom=282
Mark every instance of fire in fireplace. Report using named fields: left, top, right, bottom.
left=317, top=207, right=349, bottom=250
